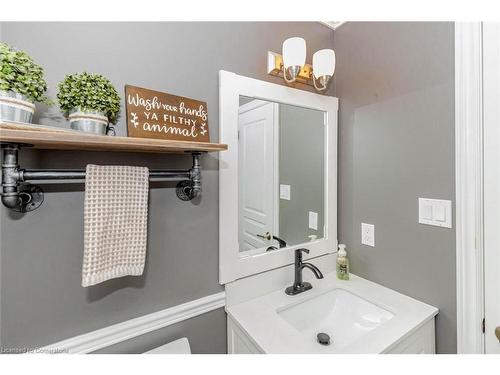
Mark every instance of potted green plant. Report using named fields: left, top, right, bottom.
left=57, top=72, right=120, bottom=135
left=0, top=42, right=50, bottom=123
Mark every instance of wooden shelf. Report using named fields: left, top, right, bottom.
left=0, top=121, right=227, bottom=154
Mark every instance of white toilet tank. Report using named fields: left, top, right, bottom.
left=145, top=337, right=191, bottom=354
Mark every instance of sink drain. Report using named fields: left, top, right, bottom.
left=317, top=332, right=331, bottom=346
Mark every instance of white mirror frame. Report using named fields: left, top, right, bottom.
left=218, top=70, right=338, bottom=284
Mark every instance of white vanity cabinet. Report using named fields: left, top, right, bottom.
left=383, top=319, right=436, bottom=354
left=227, top=315, right=436, bottom=354
left=227, top=317, right=264, bottom=354
left=225, top=272, right=438, bottom=354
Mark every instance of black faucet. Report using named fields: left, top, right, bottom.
left=285, top=248, right=324, bottom=295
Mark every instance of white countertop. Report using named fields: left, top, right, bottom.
left=226, top=272, right=439, bottom=353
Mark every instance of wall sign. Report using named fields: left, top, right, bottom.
left=125, top=85, right=209, bottom=142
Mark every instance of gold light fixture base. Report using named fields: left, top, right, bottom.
left=267, top=51, right=314, bottom=87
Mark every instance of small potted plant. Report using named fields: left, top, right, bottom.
left=0, top=42, right=50, bottom=123
left=57, top=72, right=120, bottom=135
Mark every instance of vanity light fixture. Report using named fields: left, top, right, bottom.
left=267, top=37, right=335, bottom=92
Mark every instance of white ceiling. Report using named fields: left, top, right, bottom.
left=319, top=22, right=347, bottom=30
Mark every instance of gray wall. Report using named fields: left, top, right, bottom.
left=93, top=308, right=226, bottom=354
left=279, top=104, right=324, bottom=245
left=334, top=22, right=456, bottom=353
left=0, top=22, right=334, bottom=353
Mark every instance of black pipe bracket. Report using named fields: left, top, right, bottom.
left=1, top=143, right=204, bottom=212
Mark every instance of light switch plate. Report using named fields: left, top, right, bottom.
left=309, top=211, right=318, bottom=230
left=279, top=184, right=291, bottom=200
left=418, top=198, right=452, bottom=228
left=361, top=223, right=375, bottom=247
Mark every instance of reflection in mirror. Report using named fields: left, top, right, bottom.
left=238, top=96, right=325, bottom=254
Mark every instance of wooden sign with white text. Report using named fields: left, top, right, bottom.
left=125, top=85, right=209, bottom=142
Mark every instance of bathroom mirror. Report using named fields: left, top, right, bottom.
left=219, top=71, right=338, bottom=284
left=238, top=96, right=325, bottom=253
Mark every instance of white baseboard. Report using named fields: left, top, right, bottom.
left=37, top=291, right=226, bottom=354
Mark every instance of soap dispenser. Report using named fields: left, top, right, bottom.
left=336, top=244, right=349, bottom=280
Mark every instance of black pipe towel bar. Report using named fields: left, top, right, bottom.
left=1, top=143, right=203, bottom=212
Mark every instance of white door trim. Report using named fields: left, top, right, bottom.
left=482, top=22, right=500, bottom=354
left=35, top=292, right=226, bottom=354
left=455, top=22, right=485, bottom=354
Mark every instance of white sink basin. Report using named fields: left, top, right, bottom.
left=226, top=273, right=438, bottom=353
left=277, top=288, right=395, bottom=348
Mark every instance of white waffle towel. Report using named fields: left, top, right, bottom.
left=82, top=165, right=149, bottom=287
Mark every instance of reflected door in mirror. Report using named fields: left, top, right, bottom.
left=238, top=101, right=279, bottom=252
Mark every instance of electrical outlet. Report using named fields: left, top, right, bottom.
left=361, top=223, right=375, bottom=247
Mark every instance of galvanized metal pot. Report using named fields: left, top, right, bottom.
left=0, top=91, right=36, bottom=123
left=68, top=109, right=110, bottom=135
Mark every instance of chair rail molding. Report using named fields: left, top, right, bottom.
left=455, top=21, right=485, bottom=354
left=35, top=292, right=225, bottom=354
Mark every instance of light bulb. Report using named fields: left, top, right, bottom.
left=312, top=49, right=335, bottom=78
left=282, top=37, right=306, bottom=69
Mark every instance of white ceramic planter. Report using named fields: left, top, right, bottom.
left=68, top=109, right=109, bottom=135
left=0, top=91, right=36, bottom=123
